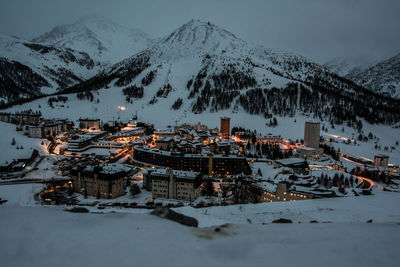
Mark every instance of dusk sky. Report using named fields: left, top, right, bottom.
left=0, top=0, right=399, bottom=63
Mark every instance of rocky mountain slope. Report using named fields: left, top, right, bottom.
left=345, top=53, right=400, bottom=98
left=323, top=57, right=368, bottom=77
left=0, top=16, right=154, bottom=106
left=0, top=33, right=99, bottom=104
left=32, top=15, right=154, bottom=65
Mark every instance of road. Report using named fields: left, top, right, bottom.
left=355, top=175, right=384, bottom=190
left=340, top=155, right=384, bottom=190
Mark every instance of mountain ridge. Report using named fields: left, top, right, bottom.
left=62, top=19, right=400, bottom=126
left=32, top=15, right=155, bottom=64
left=1, top=18, right=399, bottom=127
left=0, top=33, right=99, bottom=103
left=345, top=53, right=400, bottom=98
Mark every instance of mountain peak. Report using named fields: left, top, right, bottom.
left=152, top=19, right=245, bottom=61
left=165, top=19, right=240, bottom=43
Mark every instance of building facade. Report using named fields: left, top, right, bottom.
left=71, top=164, right=132, bottom=199
left=250, top=182, right=312, bottom=203
left=256, top=135, right=283, bottom=145
left=155, top=137, right=174, bottom=150
left=304, top=122, right=320, bottom=149
left=220, top=117, right=230, bottom=140
left=144, top=168, right=201, bottom=201
left=79, top=118, right=100, bottom=130
left=133, top=145, right=251, bottom=175
left=374, top=155, right=389, bottom=168
left=28, top=119, right=73, bottom=138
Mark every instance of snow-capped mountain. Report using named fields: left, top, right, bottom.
left=32, top=15, right=154, bottom=65
left=65, top=19, right=399, bottom=126
left=79, top=19, right=342, bottom=92
left=345, top=53, right=400, bottom=98
left=323, top=57, right=369, bottom=77
left=0, top=33, right=99, bottom=104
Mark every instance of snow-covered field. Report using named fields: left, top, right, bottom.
left=1, top=184, right=400, bottom=267
left=173, top=191, right=400, bottom=227
left=0, top=122, right=45, bottom=165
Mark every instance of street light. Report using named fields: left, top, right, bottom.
left=117, top=106, right=126, bottom=121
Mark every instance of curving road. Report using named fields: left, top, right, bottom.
left=356, top=175, right=384, bottom=190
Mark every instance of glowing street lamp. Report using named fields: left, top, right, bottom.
left=117, top=105, right=126, bottom=121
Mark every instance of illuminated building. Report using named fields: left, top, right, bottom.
left=79, top=118, right=100, bottom=130
left=143, top=168, right=202, bottom=201
left=133, top=145, right=251, bottom=175
left=250, top=182, right=314, bottom=203
left=71, top=164, right=132, bottom=199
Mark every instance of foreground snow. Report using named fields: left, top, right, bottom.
left=173, top=191, right=400, bottom=227
left=0, top=205, right=399, bottom=267
left=1, top=184, right=400, bottom=267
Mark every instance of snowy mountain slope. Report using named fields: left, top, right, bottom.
left=64, top=19, right=400, bottom=126
left=345, top=53, right=400, bottom=98
left=68, top=19, right=350, bottom=95
left=323, top=57, right=369, bottom=77
left=0, top=33, right=100, bottom=104
left=32, top=15, right=155, bottom=65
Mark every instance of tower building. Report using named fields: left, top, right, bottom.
left=220, top=117, right=230, bottom=140
left=304, top=122, right=320, bottom=149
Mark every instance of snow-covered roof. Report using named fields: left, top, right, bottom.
left=156, top=136, right=174, bottom=143
left=151, top=168, right=200, bottom=180
left=276, top=158, right=306, bottom=166
left=252, top=181, right=276, bottom=193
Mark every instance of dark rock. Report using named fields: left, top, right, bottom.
left=65, top=207, right=89, bottom=213
left=214, top=227, right=221, bottom=232
left=362, top=190, right=372, bottom=195
left=310, top=220, right=319, bottom=223
left=272, top=218, right=292, bottom=223
left=151, top=207, right=198, bottom=227
left=366, top=219, right=373, bottom=223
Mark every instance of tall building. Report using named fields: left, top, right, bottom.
left=304, top=122, right=320, bottom=149
left=220, top=117, right=230, bottom=139
left=374, top=155, right=389, bottom=168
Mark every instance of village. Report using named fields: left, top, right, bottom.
left=0, top=110, right=399, bottom=209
